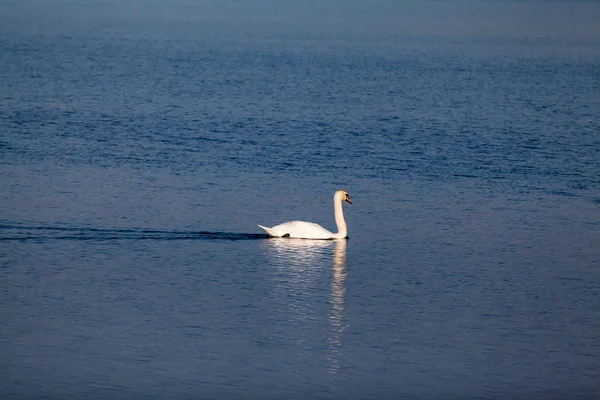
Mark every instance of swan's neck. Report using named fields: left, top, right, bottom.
left=333, top=194, right=347, bottom=239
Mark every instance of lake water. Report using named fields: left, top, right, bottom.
left=1, top=1, right=599, bottom=399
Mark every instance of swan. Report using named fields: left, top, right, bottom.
left=258, top=190, right=352, bottom=239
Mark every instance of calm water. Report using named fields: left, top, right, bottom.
left=1, top=1, right=600, bottom=399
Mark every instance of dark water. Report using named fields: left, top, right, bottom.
left=1, top=1, right=600, bottom=399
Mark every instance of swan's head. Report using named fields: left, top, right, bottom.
left=336, top=190, right=352, bottom=204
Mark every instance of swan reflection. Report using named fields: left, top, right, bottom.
left=263, top=238, right=335, bottom=266
left=261, top=239, right=335, bottom=303
left=327, top=239, right=347, bottom=376
left=261, top=238, right=348, bottom=377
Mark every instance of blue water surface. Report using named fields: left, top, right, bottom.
left=1, top=1, right=599, bottom=399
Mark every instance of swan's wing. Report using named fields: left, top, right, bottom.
left=260, top=221, right=333, bottom=239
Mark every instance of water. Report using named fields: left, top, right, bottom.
left=1, top=1, right=600, bottom=399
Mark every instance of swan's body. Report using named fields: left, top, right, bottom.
left=259, top=190, right=352, bottom=240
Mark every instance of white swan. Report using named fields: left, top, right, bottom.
left=258, top=190, right=352, bottom=239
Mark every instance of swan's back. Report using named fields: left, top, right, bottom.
left=259, top=221, right=334, bottom=239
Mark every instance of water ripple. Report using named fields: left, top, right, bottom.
left=0, top=224, right=268, bottom=242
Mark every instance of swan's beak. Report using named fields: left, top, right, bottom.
left=345, top=196, right=352, bottom=204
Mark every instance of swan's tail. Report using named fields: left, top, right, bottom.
left=258, top=224, right=277, bottom=237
